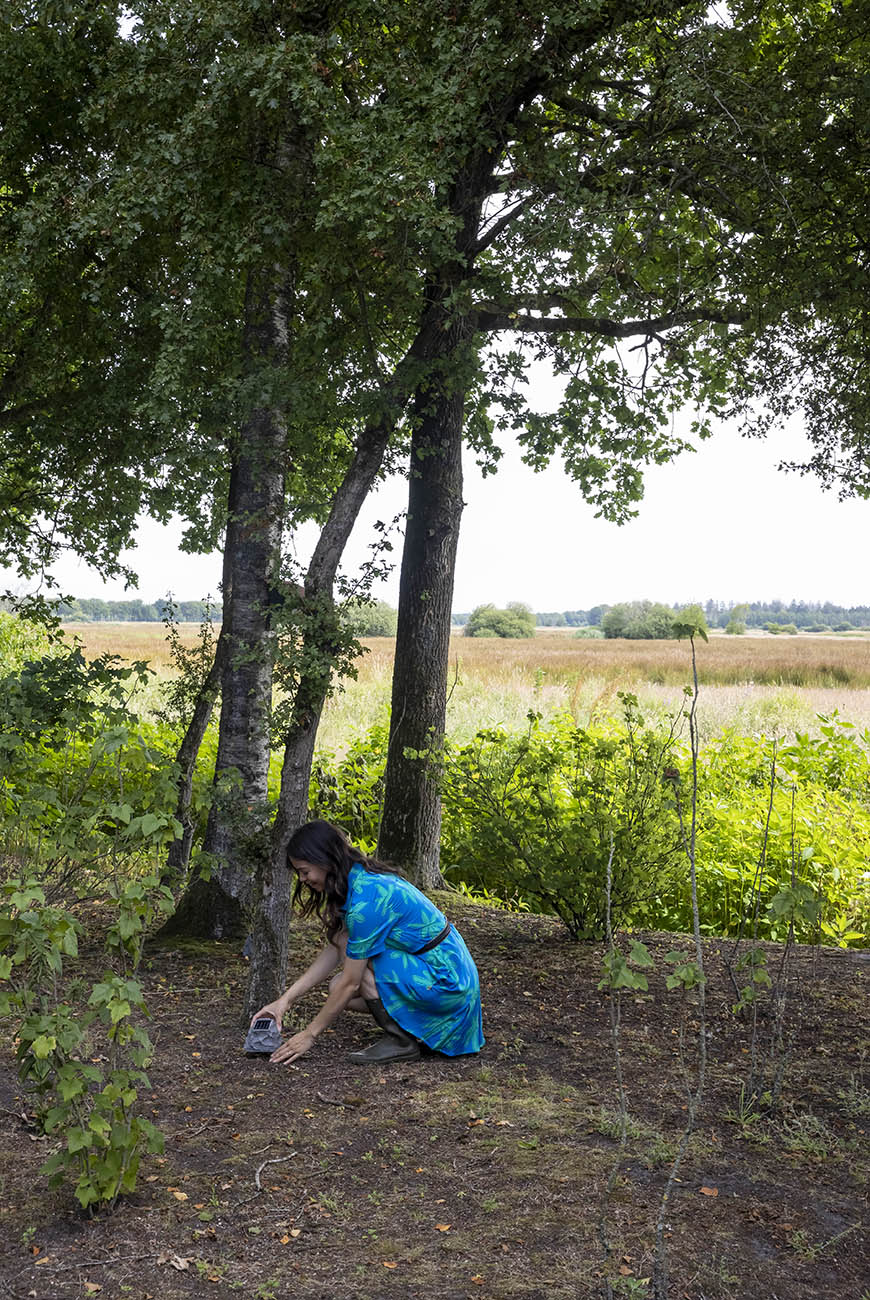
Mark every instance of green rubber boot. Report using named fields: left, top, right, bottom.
left=348, top=998, right=421, bottom=1064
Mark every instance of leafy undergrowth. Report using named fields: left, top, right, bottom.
left=0, top=898, right=867, bottom=1300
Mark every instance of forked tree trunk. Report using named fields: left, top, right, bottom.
left=244, top=382, right=415, bottom=1014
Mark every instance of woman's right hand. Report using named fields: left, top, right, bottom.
left=250, top=997, right=289, bottom=1028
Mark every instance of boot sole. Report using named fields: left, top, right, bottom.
left=348, top=1045, right=421, bottom=1064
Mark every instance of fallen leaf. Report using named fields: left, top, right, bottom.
left=290, top=1228, right=301, bottom=1238
left=382, top=1261, right=398, bottom=1269
left=169, top=1256, right=192, bottom=1271
left=619, top=1265, right=634, bottom=1276
left=145, top=1175, right=159, bottom=1183
left=471, top=1277, right=485, bottom=1286
left=171, top=1191, right=188, bottom=1202
left=700, top=1186, right=719, bottom=1197
left=434, top=1223, right=451, bottom=1232
left=83, top=1285, right=102, bottom=1295
left=193, top=1203, right=205, bottom=1210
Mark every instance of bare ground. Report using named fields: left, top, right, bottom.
left=1, top=898, right=867, bottom=1300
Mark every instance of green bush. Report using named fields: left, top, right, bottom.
left=440, top=700, right=684, bottom=940
left=601, top=600, right=679, bottom=639
left=655, top=724, right=870, bottom=943
left=464, top=602, right=536, bottom=638
left=0, top=610, right=54, bottom=671
left=308, top=724, right=389, bottom=852
left=725, top=619, right=745, bottom=635
left=308, top=714, right=870, bottom=947
left=341, top=599, right=398, bottom=637
left=573, top=626, right=604, bottom=639
left=0, top=875, right=170, bottom=1210
left=0, top=644, right=184, bottom=1209
left=0, top=645, right=183, bottom=892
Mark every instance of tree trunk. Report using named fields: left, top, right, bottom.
left=165, top=270, right=290, bottom=940
left=161, top=628, right=227, bottom=889
left=244, top=378, right=415, bottom=1014
left=377, top=337, right=469, bottom=888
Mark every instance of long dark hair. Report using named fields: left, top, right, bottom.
left=287, top=820, right=400, bottom=941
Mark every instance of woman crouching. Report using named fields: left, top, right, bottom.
left=251, top=820, right=485, bottom=1066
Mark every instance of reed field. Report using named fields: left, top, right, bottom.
left=63, top=622, right=870, bottom=750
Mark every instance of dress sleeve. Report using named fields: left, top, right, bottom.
left=345, top=873, right=397, bottom=960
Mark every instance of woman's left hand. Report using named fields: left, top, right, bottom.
left=270, top=1028, right=317, bottom=1065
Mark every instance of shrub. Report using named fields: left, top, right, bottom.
left=0, top=875, right=170, bottom=1210
left=341, top=599, right=398, bottom=637
left=464, top=602, right=536, bottom=638
left=0, top=643, right=181, bottom=1209
left=440, top=699, right=684, bottom=939
left=601, top=600, right=678, bottom=639
left=573, top=626, right=604, bottom=639
left=308, top=724, right=389, bottom=851
left=0, top=645, right=183, bottom=895
left=654, top=724, right=870, bottom=943
left=725, top=619, right=745, bottom=635
left=0, top=610, right=54, bottom=671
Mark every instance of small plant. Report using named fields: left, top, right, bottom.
left=732, top=947, right=771, bottom=1012
left=779, top=1109, right=839, bottom=1159
left=0, top=874, right=171, bottom=1210
left=613, top=1275, right=651, bottom=1297
left=837, top=1070, right=870, bottom=1119
left=724, top=1083, right=768, bottom=1134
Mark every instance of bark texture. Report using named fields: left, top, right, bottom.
left=161, top=628, right=227, bottom=887
left=167, top=268, right=290, bottom=940
left=244, top=382, right=413, bottom=1015
left=377, top=157, right=493, bottom=888
left=377, top=327, right=469, bottom=888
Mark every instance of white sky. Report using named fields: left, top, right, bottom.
left=39, top=412, right=869, bottom=613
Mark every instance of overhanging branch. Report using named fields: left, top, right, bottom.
left=475, top=303, right=749, bottom=337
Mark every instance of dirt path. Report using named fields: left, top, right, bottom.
left=0, top=901, right=866, bottom=1299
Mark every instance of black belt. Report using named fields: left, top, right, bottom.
left=414, top=922, right=452, bottom=955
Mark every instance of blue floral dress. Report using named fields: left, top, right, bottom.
left=344, top=866, right=484, bottom=1056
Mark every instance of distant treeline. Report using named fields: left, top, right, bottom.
left=56, top=598, right=221, bottom=623
left=453, top=600, right=870, bottom=630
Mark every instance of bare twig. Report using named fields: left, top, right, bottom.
left=654, top=634, right=707, bottom=1300
left=36, top=1253, right=156, bottom=1272
left=255, top=1152, right=297, bottom=1191
left=315, top=1091, right=347, bottom=1107
left=597, top=832, right=622, bottom=1300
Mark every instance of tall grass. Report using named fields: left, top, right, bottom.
left=62, top=624, right=870, bottom=754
